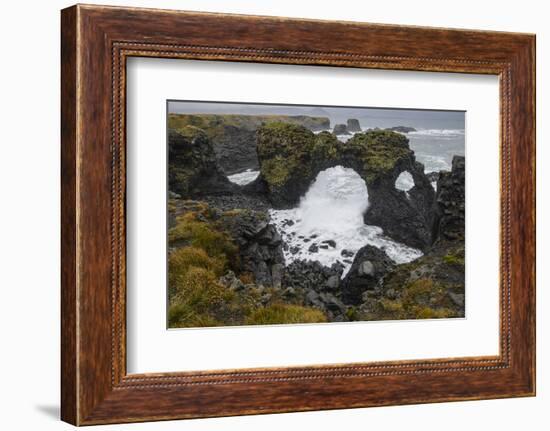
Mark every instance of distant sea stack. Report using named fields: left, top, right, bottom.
left=332, top=124, right=350, bottom=135
left=386, top=126, right=417, bottom=133
left=346, top=118, right=362, bottom=132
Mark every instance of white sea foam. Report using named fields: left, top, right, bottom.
left=315, top=128, right=464, bottom=137
left=395, top=171, right=414, bottom=192
left=227, top=169, right=260, bottom=185
left=408, top=128, right=465, bottom=137
left=416, top=155, right=451, bottom=173
left=269, top=166, right=422, bottom=277
left=336, top=133, right=353, bottom=143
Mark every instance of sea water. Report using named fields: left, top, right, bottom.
left=227, top=168, right=260, bottom=185
left=407, top=128, right=465, bottom=173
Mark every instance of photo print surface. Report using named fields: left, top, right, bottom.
left=167, top=101, right=465, bottom=328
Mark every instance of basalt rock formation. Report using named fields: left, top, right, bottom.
left=210, top=125, right=257, bottom=174
left=252, top=122, right=436, bottom=249
left=168, top=113, right=330, bottom=174
left=355, top=242, right=465, bottom=320
left=332, top=123, right=350, bottom=135
left=386, top=126, right=417, bottom=133
left=426, top=171, right=440, bottom=183
left=168, top=126, right=235, bottom=198
left=347, top=118, right=362, bottom=132
left=282, top=260, right=348, bottom=321
left=433, top=156, right=465, bottom=242
left=354, top=156, right=466, bottom=320
left=341, top=245, right=395, bottom=305
left=218, top=208, right=285, bottom=287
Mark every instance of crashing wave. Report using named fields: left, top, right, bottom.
left=269, top=166, right=422, bottom=277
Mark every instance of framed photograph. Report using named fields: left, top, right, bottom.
left=61, top=4, right=536, bottom=425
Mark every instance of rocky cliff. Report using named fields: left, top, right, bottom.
left=168, top=126, right=235, bottom=198
left=341, top=245, right=394, bottom=304
left=347, top=118, right=362, bottom=132
left=346, top=157, right=466, bottom=318
left=333, top=124, right=350, bottom=135
left=433, top=156, right=465, bottom=242
left=168, top=113, right=330, bottom=174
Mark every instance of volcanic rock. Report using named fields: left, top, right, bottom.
left=218, top=208, right=285, bottom=287
left=386, top=126, right=417, bottom=133
left=168, top=113, right=330, bottom=174
left=346, top=118, right=362, bottom=132
left=342, top=245, right=395, bottom=305
left=168, top=127, right=235, bottom=198
left=433, top=156, right=465, bottom=242
left=333, top=124, right=350, bottom=135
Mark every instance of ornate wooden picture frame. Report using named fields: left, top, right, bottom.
left=61, top=4, right=535, bottom=425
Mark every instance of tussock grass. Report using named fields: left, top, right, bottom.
left=246, top=303, right=327, bottom=325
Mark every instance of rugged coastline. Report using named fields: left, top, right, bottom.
left=167, top=114, right=465, bottom=327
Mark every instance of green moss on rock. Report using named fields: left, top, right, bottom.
left=261, top=155, right=292, bottom=186
left=344, top=130, right=411, bottom=183
left=443, top=248, right=465, bottom=266
left=255, top=122, right=317, bottom=198
left=168, top=113, right=330, bottom=135
left=255, top=123, right=416, bottom=208
left=174, top=124, right=207, bottom=140
left=168, top=113, right=331, bottom=174
left=312, top=131, right=340, bottom=161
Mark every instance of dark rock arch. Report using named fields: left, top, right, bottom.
left=249, top=122, right=436, bottom=250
